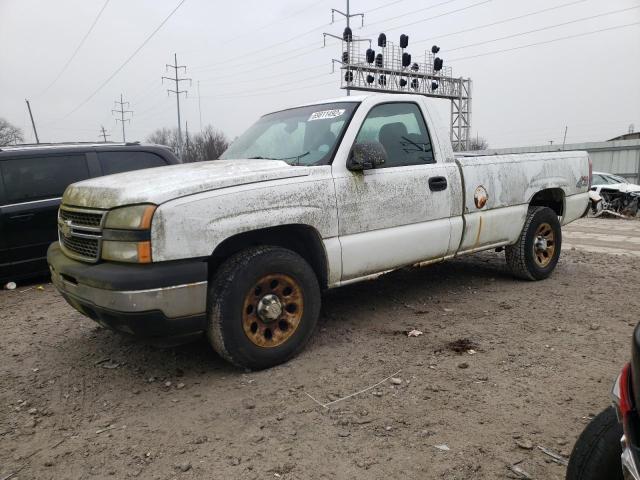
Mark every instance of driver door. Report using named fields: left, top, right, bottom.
left=333, top=101, right=455, bottom=281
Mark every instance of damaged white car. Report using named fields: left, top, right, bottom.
left=589, top=171, right=640, bottom=217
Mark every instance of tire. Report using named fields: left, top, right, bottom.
left=207, top=246, right=321, bottom=370
left=566, top=406, right=624, bottom=480
left=505, top=206, right=562, bottom=280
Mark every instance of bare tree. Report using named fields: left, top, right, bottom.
left=468, top=136, right=489, bottom=151
left=189, top=126, right=229, bottom=162
left=0, top=118, right=24, bottom=146
left=146, top=127, right=179, bottom=151
left=147, top=125, right=229, bottom=162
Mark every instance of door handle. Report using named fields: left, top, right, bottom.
left=9, top=213, right=34, bottom=222
left=429, top=176, right=448, bottom=192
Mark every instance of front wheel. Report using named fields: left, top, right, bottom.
left=207, top=246, right=321, bottom=370
left=566, top=406, right=623, bottom=480
left=505, top=206, right=562, bottom=280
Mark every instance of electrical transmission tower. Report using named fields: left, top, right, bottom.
left=99, top=125, right=111, bottom=142
left=325, top=2, right=473, bottom=151
left=112, top=94, right=133, bottom=142
left=162, top=53, right=191, bottom=157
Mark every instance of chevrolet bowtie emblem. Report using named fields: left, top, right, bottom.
left=60, top=219, right=73, bottom=238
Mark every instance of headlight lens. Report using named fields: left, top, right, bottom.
left=102, top=240, right=152, bottom=263
left=104, top=204, right=156, bottom=230
left=102, top=204, right=156, bottom=263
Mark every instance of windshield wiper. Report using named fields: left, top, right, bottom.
left=273, top=151, right=310, bottom=165
left=247, top=152, right=310, bottom=165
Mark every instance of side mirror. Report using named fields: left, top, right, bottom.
left=347, top=141, right=387, bottom=171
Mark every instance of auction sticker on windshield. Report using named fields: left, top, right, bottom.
left=308, top=109, right=345, bottom=121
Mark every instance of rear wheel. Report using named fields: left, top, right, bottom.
left=505, top=206, right=562, bottom=280
left=207, top=246, right=320, bottom=370
left=566, top=406, right=623, bottom=480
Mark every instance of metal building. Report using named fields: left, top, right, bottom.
left=470, top=139, right=640, bottom=183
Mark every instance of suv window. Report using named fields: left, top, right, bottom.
left=98, top=151, right=167, bottom=175
left=355, top=102, right=434, bottom=167
left=0, top=154, right=89, bottom=203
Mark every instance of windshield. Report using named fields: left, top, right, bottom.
left=220, top=102, right=358, bottom=166
left=608, top=174, right=628, bottom=184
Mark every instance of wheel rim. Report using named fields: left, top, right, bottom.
left=533, top=222, right=556, bottom=268
left=241, top=273, right=304, bottom=348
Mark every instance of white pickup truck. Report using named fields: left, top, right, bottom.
left=48, top=94, right=591, bottom=369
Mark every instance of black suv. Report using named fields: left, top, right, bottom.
left=0, top=142, right=179, bottom=283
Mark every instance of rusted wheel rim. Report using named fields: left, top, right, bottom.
left=533, top=222, right=556, bottom=267
left=242, top=273, right=304, bottom=348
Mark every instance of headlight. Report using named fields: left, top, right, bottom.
left=102, top=240, right=152, bottom=263
left=102, top=204, right=156, bottom=263
left=104, top=204, right=156, bottom=230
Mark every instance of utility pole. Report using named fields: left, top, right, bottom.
left=112, top=94, right=133, bottom=142
left=562, top=126, right=568, bottom=150
left=197, top=80, right=203, bottom=133
left=324, top=0, right=364, bottom=97
left=162, top=53, right=191, bottom=158
left=25, top=99, right=40, bottom=144
left=99, top=125, right=111, bottom=142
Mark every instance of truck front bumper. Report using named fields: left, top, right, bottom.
left=47, top=242, right=208, bottom=338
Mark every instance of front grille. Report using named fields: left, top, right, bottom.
left=60, top=235, right=100, bottom=259
left=59, top=209, right=103, bottom=227
left=58, top=205, right=107, bottom=263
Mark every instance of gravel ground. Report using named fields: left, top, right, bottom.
left=1, top=219, right=638, bottom=480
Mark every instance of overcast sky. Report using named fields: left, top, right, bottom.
left=1, top=0, right=639, bottom=148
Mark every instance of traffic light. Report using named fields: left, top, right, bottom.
left=366, top=48, right=375, bottom=64
left=411, top=79, right=419, bottom=90
left=343, top=27, right=352, bottom=42
left=431, top=81, right=439, bottom=91
left=402, top=52, right=411, bottom=68
left=344, top=71, right=353, bottom=82
left=378, top=74, right=387, bottom=86
left=399, top=78, right=407, bottom=87
left=431, top=45, right=440, bottom=54
left=342, top=51, right=349, bottom=63
left=366, top=74, right=375, bottom=84
left=378, top=33, right=386, bottom=47
left=400, top=34, right=409, bottom=48
left=375, top=53, right=383, bottom=68
left=433, top=57, right=443, bottom=72
left=411, top=62, right=419, bottom=72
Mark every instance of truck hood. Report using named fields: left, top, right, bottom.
left=63, top=159, right=310, bottom=209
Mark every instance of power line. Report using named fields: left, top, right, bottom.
left=37, top=0, right=111, bottom=97
left=364, top=0, right=408, bottom=14
left=57, top=0, right=188, bottom=121
left=112, top=93, right=133, bottom=142
left=180, top=0, right=327, bottom=57
left=361, top=0, right=493, bottom=35
left=363, top=0, right=460, bottom=29
left=192, top=22, right=330, bottom=72
left=449, top=21, right=640, bottom=62
left=410, top=0, right=589, bottom=45
left=200, top=64, right=328, bottom=87
left=447, top=5, right=640, bottom=52
left=200, top=79, right=336, bottom=100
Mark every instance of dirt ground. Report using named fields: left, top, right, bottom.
left=1, top=217, right=638, bottom=480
